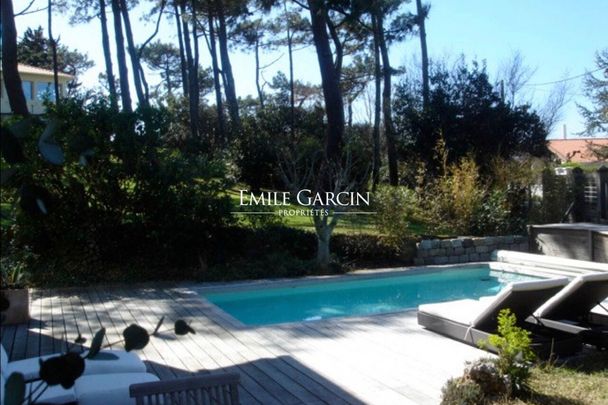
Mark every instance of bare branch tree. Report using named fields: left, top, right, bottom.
left=497, top=50, right=537, bottom=105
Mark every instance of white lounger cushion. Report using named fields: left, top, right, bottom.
left=29, top=382, right=77, bottom=404
left=76, top=372, right=160, bottom=405
left=534, top=272, right=608, bottom=318
left=1, top=344, right=146, bottom=381
left=418, top=278, right=569, bottom=327
left=4, top=350, right=146, bottom=381
left=418, top=299, right=486, bottom=325
left=1, top=373, right=159, bottom=405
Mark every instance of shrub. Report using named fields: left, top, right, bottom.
left=1, top=97, right=235, bottom=286
left=332, top=234, right=415, bottom=268
left=373, top=185, right=421, bottom=241
left=480, top=309, right=535, bottom=395
left=470, top=190, right=512, bottom=236
left=440, top=377, right=485, bottom=405
left=424, top=156, right=485, bottom=235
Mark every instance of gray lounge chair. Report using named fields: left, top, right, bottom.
left=417, top=278, right=582, bottom=358
left=130, top=372, right=240, bottom=405
left=531, top=272, right=608, bottom=348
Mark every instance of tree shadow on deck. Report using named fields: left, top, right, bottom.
left=145, top=356, right=367, bottom=405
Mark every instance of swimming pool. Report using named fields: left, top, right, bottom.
left=203, top=266, right=541, bottom=326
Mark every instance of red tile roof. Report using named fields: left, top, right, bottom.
left=548, top=138, right=608, bottom=163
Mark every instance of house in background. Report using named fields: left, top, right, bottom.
left=1, top=64, right=73, bottom=115
left=548, top=137, right=608, bottom=165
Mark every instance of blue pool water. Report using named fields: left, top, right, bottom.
left=203, top=267, right=540, bottom=326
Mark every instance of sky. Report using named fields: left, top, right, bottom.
left=14, top=0, right=608, bottom=139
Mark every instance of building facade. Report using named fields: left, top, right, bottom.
left=1, top=64, right=73, bottom=115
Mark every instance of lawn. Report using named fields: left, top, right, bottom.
left=495, top=352, right=608, bottom=405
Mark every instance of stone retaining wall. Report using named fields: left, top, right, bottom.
left=414, top=235, right=529, bottom=266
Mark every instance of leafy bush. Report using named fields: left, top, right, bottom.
left=333, top=233, right=415, bottom=267
left=0, top=242, right=36, bottom=289
left=470, top=190, right=513, bottom=236
left=440, top=377, right=485, bottom=405
left=1, top=97, right=234, bottom=286
left=424, top=156, right=485, bottom=235
left=373, top=185, right=421, bottom=240
left=480, top=309, right=535, bottom=394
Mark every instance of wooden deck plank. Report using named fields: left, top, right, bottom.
left=165, top=290, right=323, bottom=403
left=172, top=288, right=358, bottom=405
left=160, top=288, right=292, bottom=405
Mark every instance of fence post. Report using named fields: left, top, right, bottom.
left=599, top=166, right=608, bottom=223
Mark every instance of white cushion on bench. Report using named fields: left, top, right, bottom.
left=76, top=372, right=160, bottom=405
left=3, top=349, right=146, bottom=381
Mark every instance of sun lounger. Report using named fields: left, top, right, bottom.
left=531, top=272, right=608, bottom=349
left=417, top=278, right=582, bottom=358
left=1, top=343, right=147, bottom=382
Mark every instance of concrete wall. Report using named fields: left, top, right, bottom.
left=529, top=224, right=608, bottom=263
left=414, top=235, right=528, bottom=266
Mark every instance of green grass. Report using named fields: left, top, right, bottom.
left=226, top=187, right=428, bottom=236
left=494, top=352, right=608, bottom=405
left=227, top=188, right=379, bottom=234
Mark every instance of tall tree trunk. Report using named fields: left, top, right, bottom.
left=99, top=0, right=118, bottom=110
left=1, top=0, right=29, bottom=115
left=284, top=0, right=295, bottom=139
left=377, top=13, right=398, bottom=185
left=110, top=0, right=132, bottom=112
left=119, top=0, right=147, bottom=107
left=48, top=0, right=60, bottom=104
left=174, top=3, right=188, bottom=96
left=254, top=38, right=264, bottom=108
left=216, top=0, right=240, bottom=132
left=207, top=14, right=226, bottom=144
left=307, top=0, right=344, bottom=162
left=179, top=2, right=193, bottom=93
left=178, top=2, right=198, bottom=138
left=189, top=0, right=200, bottom=138
left=416, top=0, right=430, bottom=108
left=371, top=14, right=382, bottom=190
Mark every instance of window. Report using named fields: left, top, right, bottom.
left=36, top=82, right=56, bottom=101
left=22, top=81, right=33, bottom=100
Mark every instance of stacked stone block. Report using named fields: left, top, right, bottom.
left=413, top=235, right=528, bottom=266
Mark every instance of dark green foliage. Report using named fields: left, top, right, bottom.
left=0, top=128, right=26, bottom=164
left=470, top=190, right=514, bottom=236
left=440, top=377, right=485, bottom=405
left=174, top=319, right=195, bottom=335
left=237, top=103, right=325, bottom=191
left=123, top=324, right=150, bottom=352
left=1, top=97, right=234, bottom=286
left=4, top=372, right=25, bottom=405
left=332, top=234, right=414, bottom=267
left=394, top=59, right=549, bottom=175
left=39, top=352, right=86, bottom=388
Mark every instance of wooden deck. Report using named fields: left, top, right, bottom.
left=1, top=284, right=488, bottom=404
